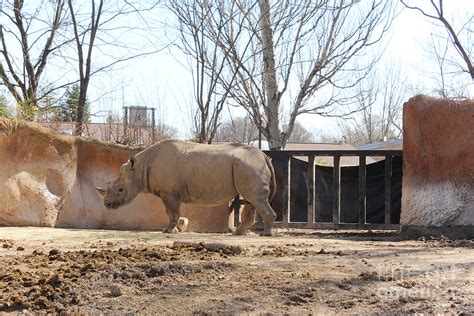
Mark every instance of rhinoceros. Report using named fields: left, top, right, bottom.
left=96, top=139, right=277, bottom=236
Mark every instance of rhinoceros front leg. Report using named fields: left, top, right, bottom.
left=161, top=193, right=182, bottom=234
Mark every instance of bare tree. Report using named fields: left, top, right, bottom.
left=215, top=115, right=314, bottom=144
left=401, top=0, right=474, bottom=80
left=428, top=34, right=471, bottom=98
left=67, top=0, right=161, bottom=136
left=155, top=121, right=178, bottom=141
left=0, top=0, right=66, bottom=119
left=67, top=0, right=103, bottom=135
left=337, top=66, right=406, bottom=146
left=316, top=131, right=340, bottom=143
left=214, top=115, right=259, bottom=143
left=286, top=122, right=315, bottom=143
left=168, top=0, right=245, bottom=143
left=185, top=0, right=394, bottom=149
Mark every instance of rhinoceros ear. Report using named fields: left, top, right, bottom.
left=96, top=187, right=106, bottom=198
left=129, top=156, right=136, bottom=170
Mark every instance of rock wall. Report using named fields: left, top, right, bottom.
left=0, top=119, right=232, bottom=232
left=401, top=95, right=474, bottom=228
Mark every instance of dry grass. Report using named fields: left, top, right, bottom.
left=0, top=117, right=22, bottom=135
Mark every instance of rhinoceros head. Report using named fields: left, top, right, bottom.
left=96, top=156, right=141, bottom=209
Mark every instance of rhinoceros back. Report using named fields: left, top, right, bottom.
left=136, top=140, right=272, bottom=206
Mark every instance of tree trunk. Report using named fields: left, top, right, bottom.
left=259, top=0, right=282, bottom=150
left=74, top=83, right=88, bottom=136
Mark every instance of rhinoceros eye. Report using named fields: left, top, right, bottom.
left=118, top=188, right=124, bottom=192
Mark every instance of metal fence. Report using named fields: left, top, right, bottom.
left=234, top=150, right=403, bottom=230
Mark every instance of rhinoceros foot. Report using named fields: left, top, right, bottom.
left=232, top=228, right=247, bottom=236
left=162, top=227, right=179, bottom=234
left=260, top=230, right=273, bottom=237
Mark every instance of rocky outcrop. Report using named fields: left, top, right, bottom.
left=0, top=119, right=232, bottom=232
left=401, top=95, right=474, bottom=228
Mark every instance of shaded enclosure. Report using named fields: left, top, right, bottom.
left=270, top=156, right=402, bottom=225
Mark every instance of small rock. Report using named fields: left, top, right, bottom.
left=49, top=248, right=61, bottom=256
left=399, top=296, right=409, bottom=304
left=16, top=246, right=25, bottom=251
left=110, top=284, right=122, bottom=297
left=317, top=248, right=326, bottom=254
left=337, top=283, right=351, bottom=291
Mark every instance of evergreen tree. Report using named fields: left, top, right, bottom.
left=0, top=95, right=11, bottom=118
left=56, top=84, right=90, bottom=122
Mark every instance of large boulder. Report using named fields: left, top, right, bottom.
left=0, top=119, right=232, bottom=232
left=0, top=120, right=76, bottom=226
left=401, top=95, right=474, bottom=230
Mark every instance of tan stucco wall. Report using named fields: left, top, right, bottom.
left=401, top=95, right=474, bottom=227
left=0, top=119, right=232, bottom=232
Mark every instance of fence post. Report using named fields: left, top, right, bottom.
left=307, top=155, right=315, bottom=225
left=358, top=155, right=367, bottom=226
left=282, top=155, right=291, bottom=225
left=384, top=156, right=392, bottom=225
left=332, top=155, right=341, bottom=227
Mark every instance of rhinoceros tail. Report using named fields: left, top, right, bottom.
left=265, top=155, right=277, bottom=203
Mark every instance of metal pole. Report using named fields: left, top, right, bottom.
left=258, top=118, right=262, bottom=149
left=332, top=155, right=341, bottom=227
left=358, top=155, right=367, bottom=226
left=151, top=107, right=156, bottom=144
left=123, top=106, right=128, bottom=143
left=307, top=155, right=315, bottom=225
left=384, top=156, right=392, bottom=225
left=281, top=155, right=291, bottom=225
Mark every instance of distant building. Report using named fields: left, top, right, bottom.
left=357, top=139, right=402, bottom=151
left=358, top=139, right=403, bottom=162
left=284, top=142, right=377, bottom=166
left=43, top=121, right=156, bottom=146
left=44, top=106, right=157, bottom=146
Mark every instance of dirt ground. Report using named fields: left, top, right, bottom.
left=0, top=227, right=472, bottom=314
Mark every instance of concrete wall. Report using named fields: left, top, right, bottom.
left=401, top=95, right=474, bottom=228
left=0, top=119, right=232, bottom=232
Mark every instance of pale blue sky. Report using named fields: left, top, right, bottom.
left=91, top=0, right=473, bottom=140
left=1, top=1, right=473, bottom=140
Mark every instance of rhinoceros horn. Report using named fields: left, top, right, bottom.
left=96, top=187, right=106, bottom=198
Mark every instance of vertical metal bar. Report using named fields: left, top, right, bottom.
left=123, top=106, right=128, bottom=140
left=358, top=155, right=367, bottom=226
left=287, top=156, right=292, bottom=224
left=151, top=108, right=156, bottom=143
left=307, top=155, right=315, bottom=226
left=332, top=155, right=341, bottom=227
left=384, top=156, right=392, bottom=225
left=281, top=155, right=291, bottom=226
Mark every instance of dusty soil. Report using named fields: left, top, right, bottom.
left=0, top=227, right=472, bottom=314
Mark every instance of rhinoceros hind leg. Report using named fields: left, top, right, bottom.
left=252, top=201, right=276, bottom=236
left=161, top=193, right=182, bottom=234
left=233, top=203, right=256, bottom=235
